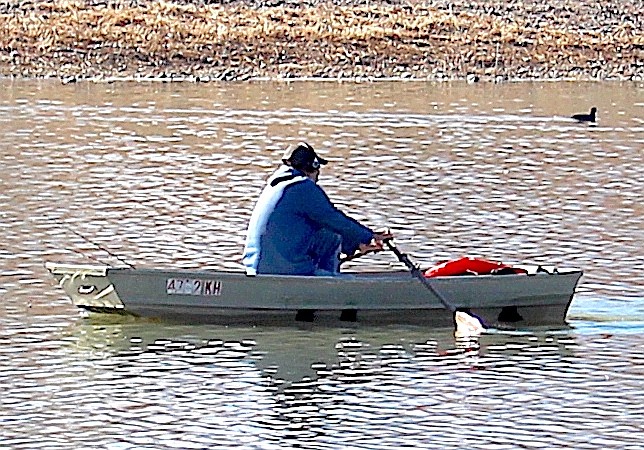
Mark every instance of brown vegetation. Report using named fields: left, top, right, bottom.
left=0, top=0, right=641, bottom=82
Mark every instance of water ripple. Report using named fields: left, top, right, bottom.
left=1, top=80, right=644, bottom=449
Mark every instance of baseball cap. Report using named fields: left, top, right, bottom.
left=281, top=142, right=328, bottom=170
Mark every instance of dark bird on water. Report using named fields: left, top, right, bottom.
left=571, top=107, right=597, bottom=122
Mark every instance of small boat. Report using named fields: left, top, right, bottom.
left=45, top=262, right=583, bottom=328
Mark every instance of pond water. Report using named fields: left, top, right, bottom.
left=1, top=79, right=643, bottom=449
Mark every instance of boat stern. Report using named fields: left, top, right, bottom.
left=45, top=262, right=126, bottom=313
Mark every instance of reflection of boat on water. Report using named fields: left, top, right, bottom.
left=64, top=317, right=576, bottom=385
left=66, top=318, right=455, bottom=382
left=58, top=319, right=583, bottom=449
left=46, top=262, right=583, bottom=328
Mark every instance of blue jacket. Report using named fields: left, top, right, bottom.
left=243, top=166, right=374, bottom=275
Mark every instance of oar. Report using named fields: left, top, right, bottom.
left=384, top=239, right=486, bottom=337
left=338, top=249, right=378, bottom=265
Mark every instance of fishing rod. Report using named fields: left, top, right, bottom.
left=69, top=229, right=136, bottom=268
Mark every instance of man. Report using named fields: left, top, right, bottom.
left=243, top=142, right=392, bottom=276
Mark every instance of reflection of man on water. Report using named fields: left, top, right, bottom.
left=243, top=142, right=392, bottom=276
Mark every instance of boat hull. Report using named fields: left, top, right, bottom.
left=45, top=263, right=583, bottom=328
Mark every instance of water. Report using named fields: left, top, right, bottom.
left=1, top=79, right=643, bottom=449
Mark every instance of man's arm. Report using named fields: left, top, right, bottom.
left=296, top=182, right=386, bottom=255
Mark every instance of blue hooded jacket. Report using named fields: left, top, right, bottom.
left=243, top=166, right=374, bottom=275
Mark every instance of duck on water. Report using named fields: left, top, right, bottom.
left=572, top=107, right=597, bottom=122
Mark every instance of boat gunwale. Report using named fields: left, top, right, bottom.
left=44, top=261, right=583, bottom=326
left=104, top=266, right=584, bottom=281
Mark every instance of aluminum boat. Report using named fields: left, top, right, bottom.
left=45, top=262, right=583, bottom=328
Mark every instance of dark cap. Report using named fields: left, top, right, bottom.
left=282, top=142, right=328, bottom=171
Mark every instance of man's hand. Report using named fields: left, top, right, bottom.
left=358, top=228, right=394, bottom=254
left=339, top=228, right=394, bottom=265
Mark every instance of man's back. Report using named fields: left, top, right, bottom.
left=243, top=166, right=372, bottom=276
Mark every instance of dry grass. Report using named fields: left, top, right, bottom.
left=0, top=0, right=642, bottom=81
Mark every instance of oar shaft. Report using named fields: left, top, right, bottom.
left=385, top=239, right=456, bottom=312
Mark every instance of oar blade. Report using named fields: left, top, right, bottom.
left=454, top=310, right=486, bottom=338
left=385, top=239, right=488, bottom=336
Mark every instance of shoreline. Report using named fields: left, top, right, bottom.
left=1, top=0, right=642, bottom=83
left=2, top=75, right=633, bottom=86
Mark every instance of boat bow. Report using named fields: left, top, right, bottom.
left=45, top=262, right=125, bottom=311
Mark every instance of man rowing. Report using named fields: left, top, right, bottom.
left=243, top=142, right=392, bottom=276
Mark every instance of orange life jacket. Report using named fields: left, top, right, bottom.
left=424, top=257, right=527, bottom=277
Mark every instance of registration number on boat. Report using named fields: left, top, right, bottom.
left=166, top=278, right=222, bottom=296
